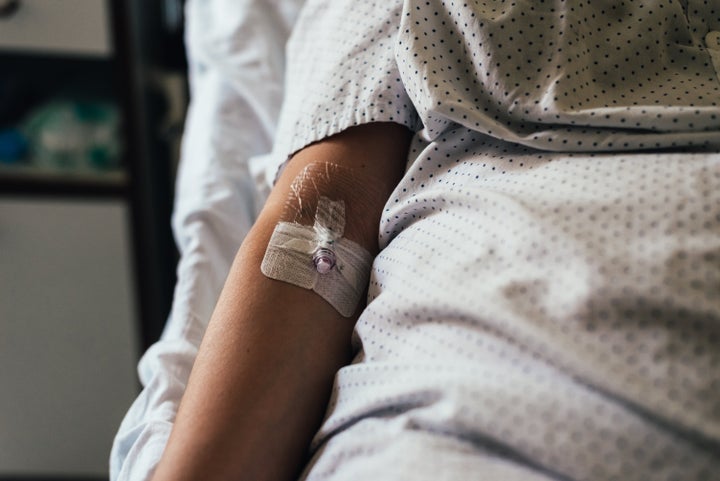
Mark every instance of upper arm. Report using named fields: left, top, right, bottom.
left=264, top=122, right=413, bottom=251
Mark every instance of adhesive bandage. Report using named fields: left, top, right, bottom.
left=261, top=196, right=374, bottom=317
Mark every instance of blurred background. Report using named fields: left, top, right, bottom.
left=0, top=0, right=188, bottom=479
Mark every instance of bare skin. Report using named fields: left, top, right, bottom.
left=150, top=123, right=412, bottom=481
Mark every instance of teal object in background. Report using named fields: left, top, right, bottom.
left=23, top=100, right=121, bottom=171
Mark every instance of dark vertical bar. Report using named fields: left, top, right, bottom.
left=108, top=0, right=177, bottom=354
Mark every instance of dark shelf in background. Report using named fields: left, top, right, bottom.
left=0, top=53, right=116, bottom=130
left=0, top=164, right=127, bottom=198
left=0, top=477, right=106, bottom=481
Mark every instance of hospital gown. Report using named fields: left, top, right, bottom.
left=112, top=1, right=720, bottom=480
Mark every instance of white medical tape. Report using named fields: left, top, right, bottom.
left=260, top=196, right=373, bottom=317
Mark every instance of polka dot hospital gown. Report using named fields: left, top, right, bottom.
left=266, top=1, right=720, bottom=480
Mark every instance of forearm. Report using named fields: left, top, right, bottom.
left=151, top=123, right=412, bottom=481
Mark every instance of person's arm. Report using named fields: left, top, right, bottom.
left=150, top=122, right=412, bottom=481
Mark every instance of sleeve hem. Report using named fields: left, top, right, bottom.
left=269, top=105, right=420, bottom=184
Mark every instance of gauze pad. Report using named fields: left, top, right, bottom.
left=261, top=196, right=373, bottom=317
